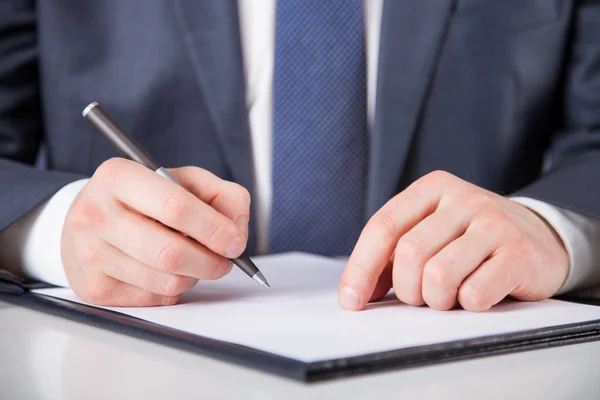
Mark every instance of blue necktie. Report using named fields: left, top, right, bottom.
left=270, top=0, right=368, bottom=256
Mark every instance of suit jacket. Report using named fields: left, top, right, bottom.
left=1, top=0, right=599, bottom=255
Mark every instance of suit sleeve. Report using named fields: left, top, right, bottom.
left=0, top=1, right=84, bottom=234
left=513, top=1, right=600, bottom=218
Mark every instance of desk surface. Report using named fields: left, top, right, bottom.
left=2, top=299, right=600, bottom=400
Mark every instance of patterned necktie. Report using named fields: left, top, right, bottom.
left=270, top=0, right=368, bottom=256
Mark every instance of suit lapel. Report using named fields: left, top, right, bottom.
left=367, top=0, right=456, bottom=217
left=171, top=0, right=258, bottom=253
left=171, top=0, right=252, bottom=192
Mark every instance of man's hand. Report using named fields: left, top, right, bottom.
left=61, top=158, right=251, bottom=307
left=338, top=171, right=569, bottom=312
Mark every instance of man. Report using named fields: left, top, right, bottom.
left=0, top=0, right=599, bottom=312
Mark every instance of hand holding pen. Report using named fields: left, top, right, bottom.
left=58, top=102, right=268, bottom=307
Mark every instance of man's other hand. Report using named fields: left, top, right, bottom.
left=338, top=171, right=569, bottom=312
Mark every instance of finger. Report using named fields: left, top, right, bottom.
left=421, top=219, right=503, bottom=310
left=392, top=208, right=470, bottom=307
left=457, top=251, right=519, bottom=312
left=100, top=242, right=198, bottom=297
left=103, top=207, right=233, bottom=281
left=369, top=263, right=393, bottom=303
left=78, top=273, right=179, bottom=307
left=170, top=167, right=251, bottom=233
left=458, top=239, right=539, bottom=312
left=101, top=159, right=245, bottom=258
left=339, top=175, right=444, bottom=311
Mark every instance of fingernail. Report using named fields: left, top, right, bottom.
left=339, top=286, right=361, bottom=311
left=235, top=216, right=249, bottom=234
left=225, top=236, right=245, bottom=258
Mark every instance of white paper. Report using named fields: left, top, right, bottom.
left=33, top=252, right=600, bottom=362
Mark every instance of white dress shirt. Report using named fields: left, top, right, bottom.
left=1, top=0, right=600, bottom=296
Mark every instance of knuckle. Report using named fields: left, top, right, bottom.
left=208, top=257, right=232, bottom=280
left=95, top=157, right=124, bottom=188
left=161, top=191, right=190, bottom=224
left=157, top=243, right=185, bottom=272
left=423, top=170, right=454, bottom=186
left=346, top=259, right=373, bottom=283
left=367, top=210, right=397, bottom=239
left=395, top=236, right=426, bottom=264
left=161, top=275, right=189, bottom=297
left=467, top=192, right=495, bottom=208
left=204, top=219, right=235, bottom=248
left=474, top=210, right=510, bottom=232
left=69, top=201, right=106, bottom=231
left=205, top=220, right=222, bottom=243
left=230, top=183, right=251, bottom=205
left=423, top=260, right=450, bottom=288
left=459, top=282, right=489, bottom=311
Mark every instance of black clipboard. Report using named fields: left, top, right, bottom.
left=3, top=273, right=600, bottom=383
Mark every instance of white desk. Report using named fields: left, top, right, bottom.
left=2, top=299, right=600, bottom=400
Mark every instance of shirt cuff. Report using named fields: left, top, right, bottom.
left=0, top=179, right=89, bottom=288
left=510, top=196, right=600, bottom=296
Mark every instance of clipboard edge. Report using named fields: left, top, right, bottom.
left=3, top=291, right=600, bottom=383
left=0, top=292, right=309, bottom=381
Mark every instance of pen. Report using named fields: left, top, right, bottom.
left=82, top=102, right=270, bottom=288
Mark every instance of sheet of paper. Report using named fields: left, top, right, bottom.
left=33, top=252, right=600, bottom=363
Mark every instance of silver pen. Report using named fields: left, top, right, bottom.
left=82, top=102, right=269, bottom=288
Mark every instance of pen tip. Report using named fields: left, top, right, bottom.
left=252, top=271, right=270, bottom=288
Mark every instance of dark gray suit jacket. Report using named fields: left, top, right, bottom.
left=1, top=0, right=599, bottom=255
